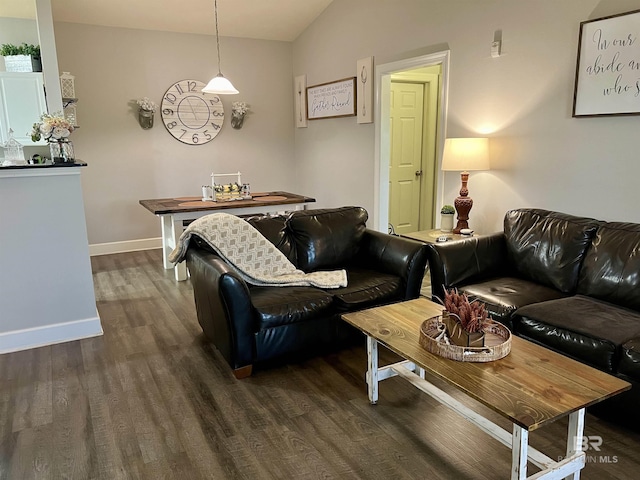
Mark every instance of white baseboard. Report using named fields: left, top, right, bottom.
left=89, top=237, right=162, bottom=256
left=0, top=315, right=103, bottom=354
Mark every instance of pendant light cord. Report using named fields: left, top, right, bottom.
left=215, top=0, right=222, bottom=75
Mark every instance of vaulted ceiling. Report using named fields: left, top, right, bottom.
left=1, top=0, right=334, bottom=42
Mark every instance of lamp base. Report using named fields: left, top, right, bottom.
left=453, top=196, right=473, bottom=233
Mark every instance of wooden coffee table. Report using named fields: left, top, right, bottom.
left=342, top=298, right=631, bottom=480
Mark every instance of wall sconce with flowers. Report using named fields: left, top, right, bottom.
left=231, top=101, right=250, bottom=129
left=136, top=97, right=157, bottom=129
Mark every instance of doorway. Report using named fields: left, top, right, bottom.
left=388, top=68, right=441, bottom=234
left=373, top=51, right=450, bottom=232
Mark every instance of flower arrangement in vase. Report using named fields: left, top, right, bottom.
left=440, top=288, right=489, bottom=347
left=231, top=101, right=250, bottom=129
left=136, top=97, right=157, bottom=129
left=30, top=112, right=75, bottom=163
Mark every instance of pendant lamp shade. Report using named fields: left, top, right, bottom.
left=203, top=0, right=239, bottom=95
left=202, top=74, right=239, bottom=94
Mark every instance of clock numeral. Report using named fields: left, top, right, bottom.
left=162, top=108, right=174, bottom=116
left=211, top=122, right=221, bottom=130
left=203, top=130, right=212, bottom=141
left=166, top=121, right=177, bottom=129
left=209, top=98, right=220, bottom=105
left=175, top=83, right=184, bottom=95
left=179, top=129, right=187, bottom=139
left=164, top=93, right=177, bottom=104
left=188, top=81, right=197, bottom=92
left=212, top=111, right=224, bottom=117
left=192, top=133, right=199, bottom=144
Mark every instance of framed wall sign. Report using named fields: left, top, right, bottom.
left=306, top=77, right=356, bottom=120
left=573, top=9, right=640, bottom=117
left=294, top=74, right=308, bottom=128
left=357, top=56, right=374, bottom=124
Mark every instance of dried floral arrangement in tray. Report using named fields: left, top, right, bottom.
left=440, top=288, right=491, bottom=347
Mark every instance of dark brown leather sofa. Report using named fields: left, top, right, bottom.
left=186, top=206, right=428, bottom=378
left=427, top=208, right=640, bottom=428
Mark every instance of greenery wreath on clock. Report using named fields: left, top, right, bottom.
left=160, top=79, right=224, bottom=145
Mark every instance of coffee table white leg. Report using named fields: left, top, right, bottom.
left=511, top=424, right=529, bottom=480
left=565, top=408, right=585, bottom=480
left=366, top=336, right=379, bottom=405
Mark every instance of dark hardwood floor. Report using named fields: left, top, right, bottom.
left=1, top=249, right=639, bottom=479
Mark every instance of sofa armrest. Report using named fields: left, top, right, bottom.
left=186, top=246, right=255, bottom=371
left=356, top=229, right=429, bottom=299
left=428, top=232, right=510, bottom=302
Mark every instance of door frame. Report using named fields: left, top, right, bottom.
left=373, top=51, right=450, bottom=231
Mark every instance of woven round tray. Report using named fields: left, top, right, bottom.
left=419, top=316, right=511, bottom=362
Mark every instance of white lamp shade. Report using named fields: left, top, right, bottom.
left=202, top=74, right=239, bottom=95
left=442, top=137, right=490, bottom=171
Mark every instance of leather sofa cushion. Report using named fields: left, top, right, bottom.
left=515, top=295, right=640, bottom=372
left=250, top=286, right=334, bottom=330
left=578, top=222, right=640, bottom=311
left=459, top=277, right=567, bottom=330
left=327, top=266, right=401, bottom=311
left=619, top=338, right=640, bottom=381
left=504, top=209, right=600, bottom=293
left=287, top=207, right=368, bottom=272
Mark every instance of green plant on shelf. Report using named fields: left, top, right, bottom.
left=0, top=43, right=41, bottom=59
left=441, top=204, right=455, bottom=215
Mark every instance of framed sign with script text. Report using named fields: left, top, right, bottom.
left=307, top=77, right=357, bottom=120
left=573, top=9, right=640, bottom=117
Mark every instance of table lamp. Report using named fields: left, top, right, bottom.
left=441, top=138, right=490, bottom=233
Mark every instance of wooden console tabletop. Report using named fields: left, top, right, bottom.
left=139, top=191, right=315, bottom=215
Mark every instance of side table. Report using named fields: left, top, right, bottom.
left=400, top=229, right=472, bottom=244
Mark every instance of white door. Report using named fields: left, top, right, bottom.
left=389, top=82, right=424, bottom=235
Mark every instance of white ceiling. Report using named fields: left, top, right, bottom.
left=0, top=0, right=334, bottom=42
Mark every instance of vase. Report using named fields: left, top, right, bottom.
left=138, top=109, right=154, bottom=129
left=49, top=140, right=75, bottom=164
left=231, top=112, right=245, bottom=129
left=441, top=213, right=454, bottom=233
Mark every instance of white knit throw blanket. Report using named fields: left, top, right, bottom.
left=168, top=213, right=347, bottom=289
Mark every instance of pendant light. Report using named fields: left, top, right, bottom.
left=202, top=0, right=239, bottom=94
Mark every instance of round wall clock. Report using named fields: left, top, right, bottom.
left=160, top=79, right=224, bottom=145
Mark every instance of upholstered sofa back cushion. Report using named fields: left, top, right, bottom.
left=504, top=209, right=600, bottom=293
left=244, top=214, right=296, bottom=264
left=578, top=222, right=640, bottom=311
left=287, top=206, right=368, bottom=272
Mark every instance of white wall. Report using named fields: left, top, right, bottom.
left=54, top=22, right=295, bottom=245
left=293, top=0, right=640, bottom=234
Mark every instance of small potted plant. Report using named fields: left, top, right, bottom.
left=440, top=204, right=455, bottom=233
left=0, top=43, right=41, bottom=72
left=441, top=288, right=489, bottom=347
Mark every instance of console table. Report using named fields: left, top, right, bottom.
left=140, top=191, right=316, bottom=281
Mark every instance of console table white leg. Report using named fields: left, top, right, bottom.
left=565, top=408, right=585, bottom=480
left=366, top=336, right=379, bottom=405
left=161, top=215, right=174, bottom=270
left=511, top=424, right=529, bottom=480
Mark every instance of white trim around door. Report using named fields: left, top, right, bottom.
left=373, top=50, right=450, bottom=232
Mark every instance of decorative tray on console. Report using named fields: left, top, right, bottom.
left=419, top=316, right=511, bottom=362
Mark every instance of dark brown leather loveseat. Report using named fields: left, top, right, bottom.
left=186, top=206, right=428, bottom=378
left=427, top=208, right=640, bottom=428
